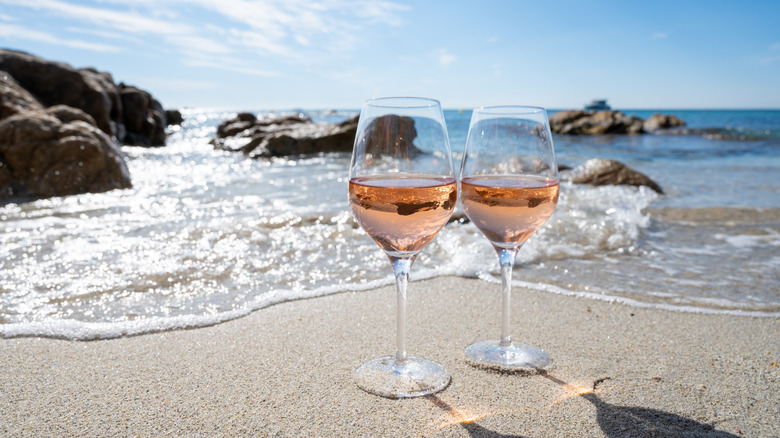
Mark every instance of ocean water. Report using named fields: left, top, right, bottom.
left=1, top=108, right=778, bottom=340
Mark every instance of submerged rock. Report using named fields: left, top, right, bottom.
left=0, top=107, right=131, bottom=199
left=549, top=110, right=686, bottom=135
left=564, top=158, right=663, bottom=194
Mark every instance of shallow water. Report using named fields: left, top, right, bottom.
left=1, top=108, right=778, bottom=339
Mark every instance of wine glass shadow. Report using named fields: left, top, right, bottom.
left=424, top=372, right=740, bottom=437
left=425, top=394, right=531, bottom=438
left=540, top=372, right=741, bottom=438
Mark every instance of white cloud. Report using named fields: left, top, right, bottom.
left=184, top=57, right=280, bottom=77
left=1, top=0, right=191, bottom=35
left=0, top=23, right=121, bottom=52
left=295, top=35, right=311, bottom=47
left=770, top=42, right=780, bottom=51
left=166, top=35, right=233, bottom=56
left=227, top=29, right=293, bottom=58
left=352, top=0, right=410, bottom=26
left=65, top=26, right=142, bottom=42
left=652, top=32, right=668, bottom=39
left=0, top=0, right=410, bottom=75
left=437, top=49, right=456, bottom=68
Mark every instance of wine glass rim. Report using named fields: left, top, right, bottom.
left=474, top=105, right=546, bottom=115
left=364, top=96, right=441, bottom=108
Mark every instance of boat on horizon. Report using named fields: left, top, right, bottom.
left=584, top=99, right=611, bottom=111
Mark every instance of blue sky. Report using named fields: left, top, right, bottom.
left=1, top=0, right=779, bottom=110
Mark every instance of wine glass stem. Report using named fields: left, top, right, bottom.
left=391, top=257, right=412, bottom=362
left=498, top=248, right=518, bottom=347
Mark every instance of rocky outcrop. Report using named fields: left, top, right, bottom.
left=213, top=113, right=360, bottom=158
left=0, top=49, right=166, bottom=146
left=1, top=70, right=44, bottom=119
left=549, top=110, right=686, bottom=135
left=562, top=158, right=663, bottom=194
left=0, top=106, right=131, bottom=199
left=358, top=114, right=422, bottom=157
left=212, top=113, right=426, bottom=159
left=642, top=113, right=686, bottom=132
left=119, top=84, right=165, bottom=146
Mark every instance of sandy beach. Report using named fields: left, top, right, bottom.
left=2, top=276, right=778, bottom=437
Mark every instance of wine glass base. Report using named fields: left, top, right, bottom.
left=353, top=356, right=451, bottom=399
left=464, top=340, right=552, bottom=372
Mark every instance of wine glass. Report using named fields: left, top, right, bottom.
left=459, top=106, right=559, bottom=371
left=348, top=97, right=456, bottom=398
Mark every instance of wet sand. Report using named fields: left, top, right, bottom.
left=1, top=276, right=778, bottom=436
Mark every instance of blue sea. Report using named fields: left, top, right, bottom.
left=1, top=108, right=778, bottom=339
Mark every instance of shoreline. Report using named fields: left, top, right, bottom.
left=2, top=276, right=778, bottom=436
left=2, top=205, right=779, bottom=341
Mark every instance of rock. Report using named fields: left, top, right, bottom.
left=643, top=113, right=686, bottom=132
left=44, top=104, right=98, bottom=126
left=549, top=110, right=682, bottom=135
left=0, top=107, right=131, bottom=199
left=567, top=158, right=663, bottom=194
left=0, top=49, right=166, bottom=146
left=548, top=110, right=587, bottom=127
left=213, top=113, right=360, bottom=158
left=119, top=84, right=165, bottom=146
left=165, top=109, right=183, bottom=126
left=358, top=114, right=422, bottom=157
left=1, top=70, right=44, bottom=119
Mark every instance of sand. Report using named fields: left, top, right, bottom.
left=2, top=276, right=778, bottom=437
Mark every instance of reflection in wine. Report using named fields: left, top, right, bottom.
left=349, top=175, right=457, bottom=257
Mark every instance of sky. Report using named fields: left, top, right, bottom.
left=1, top=0, right=779, bottom=110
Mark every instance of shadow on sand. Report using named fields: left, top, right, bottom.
left=426, top=371, right=739, bottom=437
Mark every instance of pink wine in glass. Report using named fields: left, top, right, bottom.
left=349, top=175, right=457, bottom=256
left=460, top=175, right=559, bottom=248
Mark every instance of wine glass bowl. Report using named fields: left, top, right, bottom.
left=349, top=97, right=455, bottom=398
left=459, top=106, right=559, bottom=371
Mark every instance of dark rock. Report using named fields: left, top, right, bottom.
left=44, top=104, right=98, bottom=126
left=550, top=110, right=644, bottom=135
left=213, top=113, right=359, bottom=158
left=0, top=107, right=131, bottom=199
left=119, top=84, right=165, bottom=146
left=78, top=67, right=124, bottom=137
left=643, top=113, right=686, bottom=132
left=549, top=110, right=682, bottom=135
left=217, top=121, right=253, bottom=139
left=1, top=70, right=44, bottom=118
left=566, top=158, right=663, bottom=194
left=557, top=163, right=573, bottom=172
left=257, top=114, right=308, bottom=126
left=358, top=114, right=422, bottom=157
left=215, top=113, right=260, bottom=139
left=0, top=49, right=166, bottom=147
left=164, top=109, right=183, bottom=126
left=548, top=110, right=587, bottom=127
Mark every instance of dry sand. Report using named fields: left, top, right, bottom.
left=2, top=276, right=778, bottom=437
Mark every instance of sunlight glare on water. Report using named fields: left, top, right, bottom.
left=1, top=108, right=778, bottom=339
